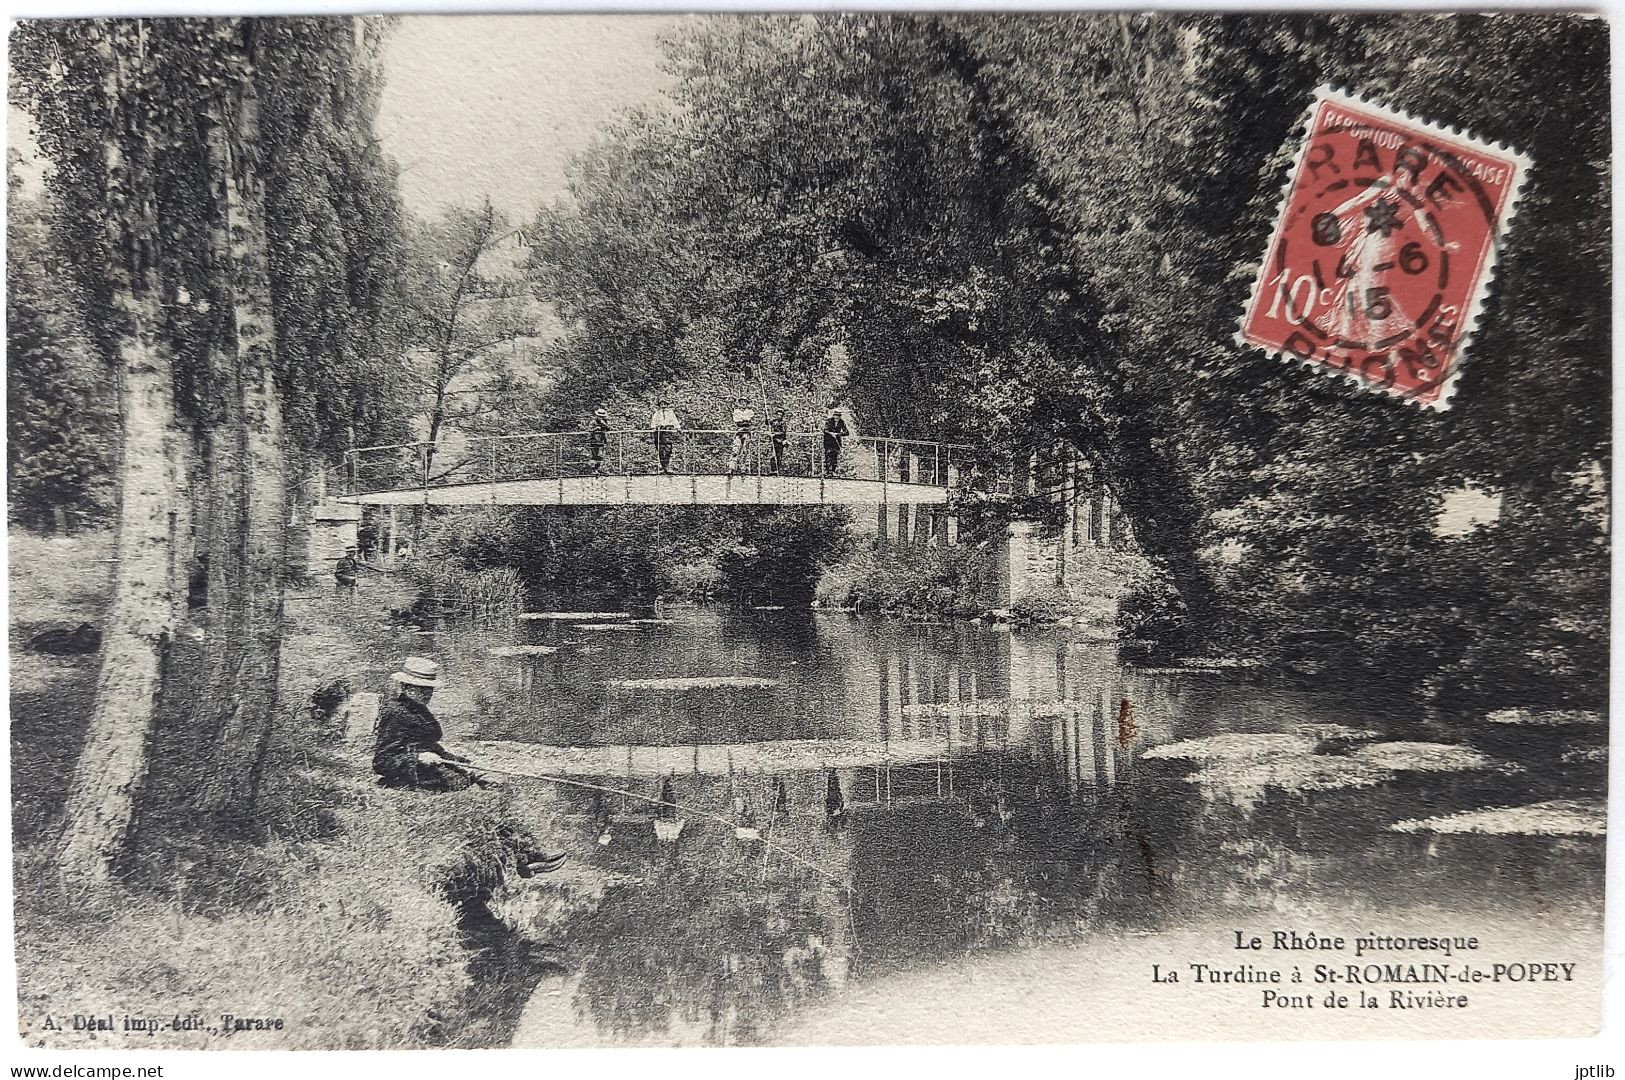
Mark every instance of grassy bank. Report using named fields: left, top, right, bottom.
left=10, top=532, right=594, bottom=1049
left=10, top=531, right=115, bottom=847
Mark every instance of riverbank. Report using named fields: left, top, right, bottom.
left=10, top=531, right=591, bottom=1049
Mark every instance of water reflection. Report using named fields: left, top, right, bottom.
left=397, top=607, right=1605, bottom=1045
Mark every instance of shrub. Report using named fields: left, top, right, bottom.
left=409, top=560, right=523, bottom=620
left=1009, top=584, right=1074, bottom=623
left=658, top=557, right=725, bottom=599
left=816, top=543, right=989, bottom=617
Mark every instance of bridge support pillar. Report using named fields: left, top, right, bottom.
left=298, top=501, right=363, bottom=575
left=985, top=509, right=1129, bottom=628
left=383, top=504, right=400, bottom=569
left=997, top=521, right=1050, bottom=607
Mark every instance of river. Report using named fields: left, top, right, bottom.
left=374, top=605, right=1607, bottom=1046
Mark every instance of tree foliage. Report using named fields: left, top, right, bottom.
left=528, top=12, right=1607, bottom=702
left=398, top=200, right=547, bottom=462
left=5, top=154, right=115, bottom=528
left=11, top=17, right=412, bottom=471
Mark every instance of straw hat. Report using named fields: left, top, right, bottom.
left=391, top=656, right=442, bottom=687
left=594, top=407, right=608, bottom=417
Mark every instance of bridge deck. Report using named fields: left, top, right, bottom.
left=338, top=473, right=952, bottom=506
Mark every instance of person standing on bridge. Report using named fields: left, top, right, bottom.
left=822, top=402, right=851, bottom=476
left=768, top=406, right=789, bottom=474
left=650, top=397, right=682, bottom=473
left=728, top=396, right=756, bottom=472
left=588, top=407, right=611, bottom=474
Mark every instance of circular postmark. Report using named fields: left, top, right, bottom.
left=1243, top=94, right=1525, bottom=407
left=1277, top=136, right=1470, bottom=394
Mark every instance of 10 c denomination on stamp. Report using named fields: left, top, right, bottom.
left=1238, top=87, right=1530, bottom=408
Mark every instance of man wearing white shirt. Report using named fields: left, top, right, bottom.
left=650, top=397, right=682, bottom=473
left=728, top=396, right=756, bottom=472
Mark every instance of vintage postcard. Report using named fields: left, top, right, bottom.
left=5, top=9, right=1609, bottom=1054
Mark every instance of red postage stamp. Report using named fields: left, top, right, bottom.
left=1238, top=87, right=1530, bottom=408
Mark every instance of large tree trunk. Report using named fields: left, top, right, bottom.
left=56, top=20, right=186, bottom=886
left=196, top=18, right=287, bottom=824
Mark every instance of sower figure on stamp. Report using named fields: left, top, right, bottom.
left=373, top=658, right=484, bottom=792
left=1315, top=167, right=1458, bottom=346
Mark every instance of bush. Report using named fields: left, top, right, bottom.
left=409, top=559, right=523, bottom=619
left=718, top=507, right=852, bottom=604
left=1009, top=584, right=1074, bottom=624
left=658, top=557, right=725, bottom=599
left=816, top=543, right=989, bottom=617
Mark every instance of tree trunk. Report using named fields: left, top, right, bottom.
left=196, top=18, right=287, bottom=824
left=56, top=20, right=185, bottom=886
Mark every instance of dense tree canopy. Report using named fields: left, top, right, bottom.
left=529, top=12, right=1607, bottom=702
left=11, top=17, right=412, bottom=470
left=10, top=16, right=422, bottom=879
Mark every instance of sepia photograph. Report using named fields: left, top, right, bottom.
left=4, top=6, right=1611, bottom=1055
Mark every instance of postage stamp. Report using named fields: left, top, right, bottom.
left=1238, top=87, right=1531, bottom=408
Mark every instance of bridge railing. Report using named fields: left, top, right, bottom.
left=343, top=430, right=969, bottom=497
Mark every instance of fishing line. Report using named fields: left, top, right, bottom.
left=469, top=764, right=844, bottom=882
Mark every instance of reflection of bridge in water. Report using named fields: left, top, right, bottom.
left=462, top=696, right=1117, bottom=778
left=336, top=429, right=967, bottom=508
left=462, top=695, right=1132, bottom=824
left=468, top=628, right=1178, bottom=816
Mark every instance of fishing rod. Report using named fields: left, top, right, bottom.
left=463, top=763, right=845, bottom=883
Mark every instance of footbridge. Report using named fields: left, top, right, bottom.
left=303, top=432, right=1133, bottom=617
left=336, top=429, right=967, bottom=507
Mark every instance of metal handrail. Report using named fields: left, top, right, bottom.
left=457, top=429, right=972, bottom=448
left=341, top=428, right=971, bottom=497
left=351, top=430, right=973, bottom=454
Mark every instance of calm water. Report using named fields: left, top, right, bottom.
left=382, top=606, right=1607, bottom=1046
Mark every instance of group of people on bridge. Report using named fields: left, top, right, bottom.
left=585, top=398, right=853, bottom=477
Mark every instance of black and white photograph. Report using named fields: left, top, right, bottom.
left=4, top=7, right=1611, bottom=1056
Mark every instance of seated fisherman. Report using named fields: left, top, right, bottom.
left=372, top=658, right=570, bottom=873
left=373, top=657, right=483, bottom=792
